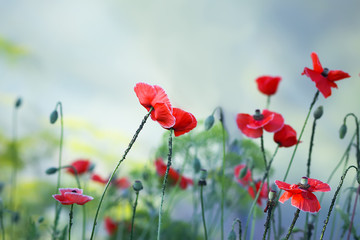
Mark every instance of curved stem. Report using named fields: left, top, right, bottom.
left=200, top=185, right=208, bottom=240
left=263, top=202, right=275, bottom=240
left=68, top=204, right=74, bottom=240
left=157, top=129, right=173, bottom=240
left=220, top=115, right=226, bottom=240
left=346, top=185, right=360, bottom=240
left=56, top=102, right=64, bottom=190
left=344, top=113, right=360, bottom=168
left=89, top=108, right=152, bottom=240
left=320, top=165, right=358, bottom=239
left=285, top=209, right=300, bottom=240
left=130, top=191, right=140, bottom=240
left=282, top=90, right=319, bottom=182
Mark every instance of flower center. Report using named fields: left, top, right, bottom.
left=253, top=109, right=264, bottom=121
left=321, top=68, right=329, bottom=77
left=72, top=190, right=77, bottom=193
left=299, top=177, right=310, bottom=189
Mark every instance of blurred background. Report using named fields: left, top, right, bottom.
left=1, top=0, right=360, bottom=239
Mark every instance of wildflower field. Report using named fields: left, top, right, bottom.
left=1, top=2, right=360, bottom=240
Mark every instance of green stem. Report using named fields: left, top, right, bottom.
left=260, top=135, right=269, bottom=192
left=200, top=185, right=208, bottom=240
left=285, top=209, right=300, bottom=240
left=0, top=200, right=4, bottom=240
left=130, top=191, right=140, bottom=240
left=266, top=96, right=270, bottom=110
left=68, top=204, right=74, bottom=240
left=219, top=108, right=226, bottom=240
left=89, top=108, right=152, bottom=240
left=346, top=185, right=360, bottom=240
left=282, top=90, right=319, bottom=182
left=320, top=165, right=358, bottom=240
left=263, top=203, right=274, bottom=240
left=343, top=113, right=360, bottom=168
left=157, top=129, right=173, bottom=240
left=243, top=146, right=279, bottom=239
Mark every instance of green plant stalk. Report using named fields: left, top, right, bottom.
left=260, top=135, right=269, bottom=191
left=0, top=200, right=4, bottom=240
left=89, top=108, right=152, bottom=240
left=344, top=113, right=360, bottom=167
left=157, top=129, right=173, bottom=240
left=130, top=191, right=140, bottom=240
left=263, top=203, right=274, bottom=240
left=200, top=185, right=208, bottom=240
left=320, top=165, right=358, bottom=240
left=312, top=132, right=355, bottom=240
left=266, top=96, right=271, bottom=110
left=220, top=111, right=226, bottom=240
left=285, top=209, right=300, bottom=240
left=346, top=185, right=360, bottom=240
left=282, top=90, right=319, bottom=183
left=68, top=204, right=74, bottom=240
left=52, top=101, right=63, bottom=240
left=304, top=118, right=317, bottom=239
left=243, top=146, right=279, bottom=239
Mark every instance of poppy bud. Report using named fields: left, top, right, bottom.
left=132, top=180, right=143, bottom=192
left=339, top=124, right=347, bottom=139
left=38, top=216, right=44, bottom=224
left=88, top=163, right=96, bottom=172
left=239, top=165, right=248, bottom=179
left=200, top=169, right=208, bottom=181
left=268, top=190, right=276, bottom=201
left=12, top=212, right=20, bottom=223
left=15, top=97, right=22, bottom=108
left=313, top=106, right=323, bottom=119
left=227, top=229, right=236, bottom=240
left=45, top=167, right=58, bottom=175
left=193, top=157, right=201, bottom=173
left=204, top=115, right=215, bottom=131
left=50, top=110, right=58, bottom=124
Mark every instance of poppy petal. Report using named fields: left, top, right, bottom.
left=310, top=52, right=324, bottom=73
left=64, top=192, right=94, bottom=205
left=152, top=85, right=172, bottom=108
left=255, top=76, right=282, bottom=96
left=303, top=68, right=332, bottom=98
left=263, top=110, right=284, bottom=133
left=171, top=108, right=197, bottom=137
left=327, top=70, right=350, bottom=82
left=246, top=113, right=274, bottom=129
left=308, top=178, right=331, bottom=192
left=134, top=83, right=157, bottom=110
left=275, top=180, right=291, bottom=190
left=236, top=114, right=263, bottom=138
left=59, top=188, right=83, bottom=195
left=291, top=192, right=320, bottom=213
left=91, top=174, right=108, bottom=184
left=52, top=194, right=74, bottom=205
left=278, top=191, right=293, bottom=203
left=152, top=103, right=176, bottom=128
left=273, top=124, right=299, bottom=147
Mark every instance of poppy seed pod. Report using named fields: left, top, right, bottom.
left=193, top=157, right=201, bottom=173
left=227, top=229, right=236, bottom=240
left=199, top=169, right=208, bottom=181
left=45, top=167, right=58, bottom=175
left=339, top=124, right=347, bottom=139
left=239, top=165, right=248, bottom=179
left=313, top=106, right=323, bottom=119
left=15, top=97, right=22, bottom=108
left=268, top=190, right=276, bottom=201
left=132, top=180, right=143, bottom=192
left=204, top=115, right=215, bottom=131
left=50, top=110, right=58, bottom=124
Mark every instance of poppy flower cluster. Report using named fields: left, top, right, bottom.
left=66, top=159, right=93, bottom=175
left=52, top=188, right=93, bottom=205
left=275, top=177, right=331, bottom=213
left=155, top=158, right=193, bottom=190
left=134, top=82, right=197, bottom=137
left=91, top=173, right=131, bottom=189
left=234, top=164, right=268, bottom=206
left=302, top=52, right=350, bottom=98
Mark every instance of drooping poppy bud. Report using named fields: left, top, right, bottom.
left=45, top=167, right=58, bottom=175
left=15, top=97, right=22, bottom=108
left=339, top=124, right=347, bottom=139
left=50, top=110, right=58, bottom=124
left=313, top=106, right=323, bottom=119
left=227, top=229, right=236, bottom=240
left=204, top=115, right=215, bottom=131
left=193, top=157, right=201, bottom=173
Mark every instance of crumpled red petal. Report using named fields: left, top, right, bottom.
left=308, top=178, right=331, bottom=192
left=262, top=110, right=284, bottom=133
left=273, top=124, right=299, bottom=147
left=236, top=114, right=263, bottom=138
left=64, top=192, right=94, bottom=205
left=170, top=108, right=197, bottom=137
left=310, top=52, right=324, bottom=73
left=327, top=70, right=351, bottom=82
left=291, top=191, right=320, bottom=213
left=152, top=103, right=176, bottom=128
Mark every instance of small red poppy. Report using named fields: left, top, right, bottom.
left=52, top=188, right=93, bottom=205
left=104, top=217, right=118, bottom=235
left=255, top=75, right=281, bottom=96
left=91, top=173, right=130, bottom=189
left=302, top=52, right=350, bottom=98
left=275, top=177, right=331, bottom=213
left=134, top=83, right=175, bottom=128
left=233, top=164, right=252, bottom=186
left=236, top=109, right=284, bottom=138
left=66, top=159, right=92, bottom=175
left=273, top=124, right=300, bottom=147
left=165, top=108, right=197, bottom=137
left=155, top=158, right=193, bottom=189
left=247, top=181, right=268, bottom=206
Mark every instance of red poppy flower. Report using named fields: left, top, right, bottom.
left=275, top=177, right=331, bottom=213
left=234, top=164, right=252, bottom=186
left=104, top=217, right=118, bottom=236
left=236, top=109, right=284, bottom=138
left=255, top=75, right=281, bottom=96
left=52, top=188, right=93, bottom=205
left=273, top=124, right=300, bottom=147
left=302, top=52, right=350, bottom=98
left=155, top=158, right=193, bottom=189
left=91, top=173, right=130, bottom=189
left=248, top=181, right=268, bottom=206
left=66, top=159, right=92, bottom=175
left=134, top=82, right=175, bottom=128
left=165, top=108, right=197, bottom=137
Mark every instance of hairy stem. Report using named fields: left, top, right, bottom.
left=285, top=209, right=300, bottom=240
left=220, top=108, right=226, bottom=240
left=130, top=191, right=140, bottom=240
left=200, top=185, right=208, bottom=240
left=346, top=185, right=360, bottom=240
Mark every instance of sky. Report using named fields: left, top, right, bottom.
left=1, top=1, right=360, bottom=237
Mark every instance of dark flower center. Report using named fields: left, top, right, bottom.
left=253, top=109, right=264, bottom=121
left=72, top=190, right=77, bottom=193
left=321, top=68, right=329, bottom=77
